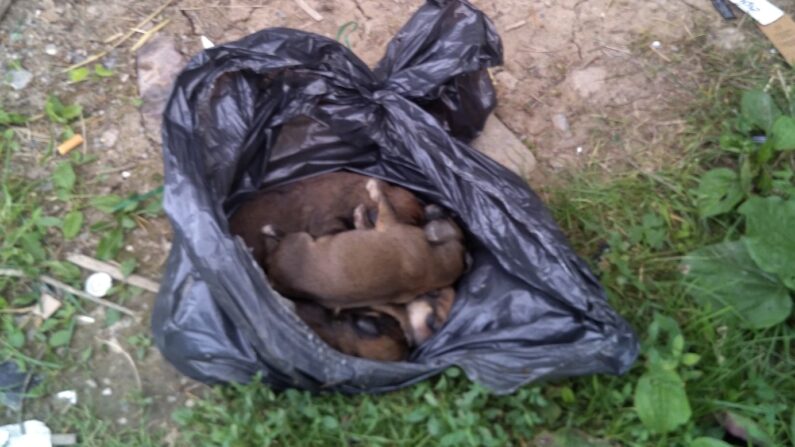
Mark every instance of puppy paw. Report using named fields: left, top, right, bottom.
left=365, top=178, right=382, bottom=201
left=261, top=224, right=278, bottom=237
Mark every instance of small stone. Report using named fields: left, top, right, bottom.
left=55, top=390, right=78, bottom=405
left=650, top=41, right=662, bottom=50
left=117, top=417, right=128, bottom=425
left=100, top=128, right=119, bottom=147
left=166, top=396, right=178, bottom=403
left=101, top=387, right=113, bottom=396
left=551, top=113, right=570, bottom=134
left=85, top=379, right=98, bottom=388
left=76, top=315, right=96, bottom=325
left=125, top=245, right=134, bottom=252
left=200, top=36, right=215, bottom=49
left=185, top=399, right=195, bottom=408
left=102, top=378, right=112, bottom=386
left=121, top=171, right=131, bottom=179
left=494, top=70, right=519, bottom=91
left=119, top=73, right=130, bottom=83
left=44, top=44, right=57, bottom=56
left=576, top=146, right=584, bottom=154
left=6, top=69, right=33, bottom=90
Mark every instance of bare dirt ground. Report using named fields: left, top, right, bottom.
left=0, top=0, right=764, bottom=438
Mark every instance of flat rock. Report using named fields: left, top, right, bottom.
left=471, top=115, right=536, bottom=179
left=136, top=36, right=186, bottom=144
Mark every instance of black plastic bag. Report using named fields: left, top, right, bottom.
left=152, top=0, right=638, bottom=394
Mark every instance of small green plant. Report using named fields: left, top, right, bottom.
left=90, top=186, right=163, bottom=260
left=685, top=90, right=795, bottom=328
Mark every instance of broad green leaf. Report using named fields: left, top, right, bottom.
left=683, top=241, right=792, bottom=329
left=62, top=210, right=83, bottom=239
left=36, top=216, right=62, bottom=228
left=644, top=312, right=684, bottom=370
left=718, top=412, right=775, bottom=447
left=45, top=95, right=66, bottom=123
left=49, top=329, right=72, bottom=347
left=60, top=104, right=82, bottom=121
left=739, top=196, right=795, bottom=287
left=96, top=228, right=124, bottom=260
left=52, top=162, right=76, bottom=192
left=690, top=438, right=732, bottom=447
left=90, top=194, right=124, bottom=213
left=94, top=64, right=114, bottom=77
left=120, top=259, right=137, bottom=277
left=741, top=90, right=781, bottom=132
left=634, top=368, right=691, bottom=433
left=694, top=169, right=744, bottom=218
left=772, top=115, right=795, bottom=151
left=8, top=330, right=25, bottom=349
left=321, top=415, right=338, bottom=430
left=68, top=67, right=89, bottom=83
left=0, top=109, right=27, bottom=125
left=681, top=353, right=701, bottom=366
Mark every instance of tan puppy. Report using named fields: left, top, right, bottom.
left=264, top=179, right=466, bottom=309
left=293, top=301, right=409, bottom=361
left=228, top=172, right=425, bottom=264
left=372, top=287, right=456, bottom=346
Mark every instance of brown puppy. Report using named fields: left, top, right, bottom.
left=372, top=287, right=457, bottom=346
left=228, top=172, right=425, bottom=264
left=293, top=300, right=409, bottom=361
left=264, top=179, right=466, bottom=309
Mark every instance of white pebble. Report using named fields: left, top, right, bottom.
left=576, top=146, right=584, bottom=154
left=55, top=390, right=78, bottom=405
left=76, top=315, right=96, bottom=325
left=85, top=272, right=113, bottom=298
left=85, top=379, right=98, bottom=388
left=185, top=399, right=195, bottom=408
left=121, top=171, right=131, bottom=179
left=44, top=44, right=57, bottom=56
left=166, top=396, right=178, bottom=403
left=650, top=41, right=662, bottom=49
left=102, top=378, right=112, bottom=386
left=101, top=387, right=113, bottom=396
left=125, top=245, right=134, bottom=252
left=117, top=417, right=128, bottom=425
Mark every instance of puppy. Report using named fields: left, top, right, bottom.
left=264, top=179, right=466, bottom=309
left=228, top=172, right=425, bottom=263
left=293, top=300, right=409, bottom=361
left=371, top=287, right=456, bottom=346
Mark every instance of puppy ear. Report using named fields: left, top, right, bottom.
left=424, top=204, right=445, bottom=221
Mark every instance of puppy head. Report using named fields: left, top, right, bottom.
left=406, top=287, right=457, bottom=345
left=424, top=218, right=464, bottom=244
left=349, top=312, right=409, bottom=361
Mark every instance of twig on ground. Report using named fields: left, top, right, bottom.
left=130, top=19, right=171, bottom=53
left=66, top=253, right=160, bottom=293
left=294, top=0, right=323, bottom=21
left=40, top=275, right=137, bottom=317
left=505, top=20, right=527, bottom=32
left=97, top=337, right=143, bottom=391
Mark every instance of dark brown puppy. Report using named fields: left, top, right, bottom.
left=293, top=300, right=409, bottom=361
left=264, top=179, right=466, bottom=309
left=228, top=172, right=425, bottom=264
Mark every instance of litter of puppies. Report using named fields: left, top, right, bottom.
left=229, top=172, right=467, bottom=361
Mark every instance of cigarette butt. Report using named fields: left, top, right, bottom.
left=57, top=134, right=84, bottom=155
